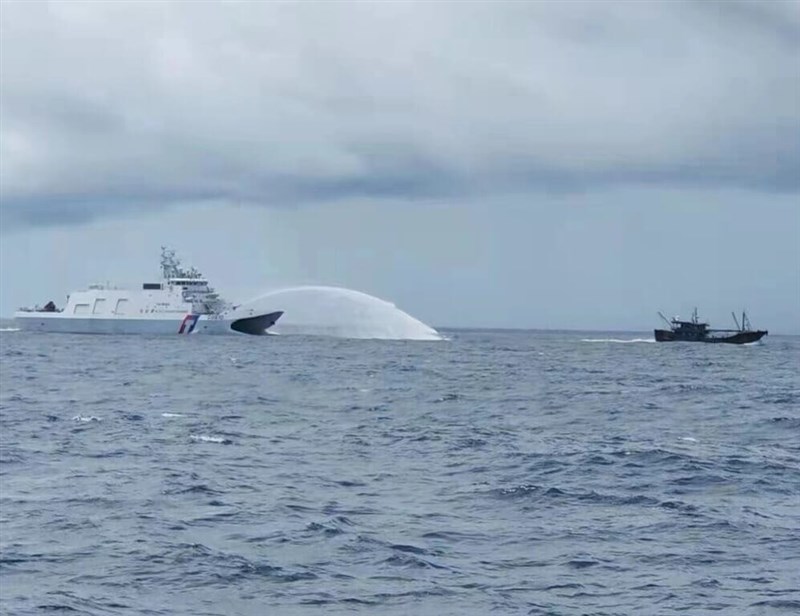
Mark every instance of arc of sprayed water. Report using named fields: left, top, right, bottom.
left=235, top=285, right=441, bottom=340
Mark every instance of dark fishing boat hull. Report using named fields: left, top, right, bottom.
left=654, top=329, right=767, bottom=344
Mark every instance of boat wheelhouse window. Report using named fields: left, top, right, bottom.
left=143, top=283, right=162, bottom=290
left=73, top=303, right=90, bottom=315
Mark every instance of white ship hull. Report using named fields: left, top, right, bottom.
left=13, top=247, right=284, bottom=336
left=13, top=311, right=283, bottom=336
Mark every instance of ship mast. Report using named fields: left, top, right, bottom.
left=160, top=246, right=180, bottom=280
left=160, top=246, right=203, bottom=280
left=732, top=311, right=741, bottom=331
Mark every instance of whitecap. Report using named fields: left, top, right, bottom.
left=190, top=434, right=230, bottom=444
left=72, top=415, right=101, bottom=422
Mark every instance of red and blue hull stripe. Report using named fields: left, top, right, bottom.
left=178, top=314, right=200, bottom=334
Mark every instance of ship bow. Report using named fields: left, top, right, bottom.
left=230, top=311, right=284, bottom=335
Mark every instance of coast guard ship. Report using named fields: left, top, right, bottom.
left=14, top=247, right=283, bottom=336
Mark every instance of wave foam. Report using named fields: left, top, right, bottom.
left=581, top=338, right=656, bottom=344
left=190, top=434, right=231, bottom=444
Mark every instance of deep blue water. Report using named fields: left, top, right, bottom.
left=1, top=329, right=799, bottom=615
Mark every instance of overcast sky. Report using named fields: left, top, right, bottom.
left=1, top=0, right=798, bottom=332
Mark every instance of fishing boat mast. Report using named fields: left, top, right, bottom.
left=658, top=311, right=673, bottom=329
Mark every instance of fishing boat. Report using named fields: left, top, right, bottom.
left=654, top=308, right=767, bottom=344
left=13, top=247, right=283, bottom=335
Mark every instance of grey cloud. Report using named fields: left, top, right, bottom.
left=1, top=0, right=798, bottom=230
left=690, top=0, right=800, bottom=48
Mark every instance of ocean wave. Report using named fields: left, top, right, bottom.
left=1, top=328, right=797, bottom=615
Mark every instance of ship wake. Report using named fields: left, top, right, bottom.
left=581, top=338, right=656, bottom=344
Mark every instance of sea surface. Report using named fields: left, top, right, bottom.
left=1, top=328, right=798, bottom=615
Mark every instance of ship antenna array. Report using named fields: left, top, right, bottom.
left=160, top=246, right=181, bottom=279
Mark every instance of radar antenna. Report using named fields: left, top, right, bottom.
left=159, top=246, right=203, bottom=280
left=160, top=246, right=181, bottom=279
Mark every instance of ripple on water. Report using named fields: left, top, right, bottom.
left=0, top=329, right=798, bottom=615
